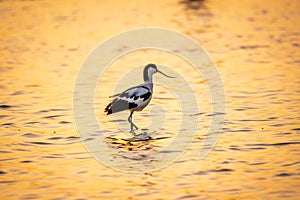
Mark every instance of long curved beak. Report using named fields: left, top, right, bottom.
left=157, top=70, right=176, bottom=78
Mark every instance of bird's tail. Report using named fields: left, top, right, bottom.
left=104, top=103, right=112, bottom=115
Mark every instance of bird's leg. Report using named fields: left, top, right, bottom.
left=128, top=111, right=138, bottom=135
left=128, top=112, right=136, bottom=135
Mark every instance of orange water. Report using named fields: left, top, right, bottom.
left=1, top=0, right=300, bottom=199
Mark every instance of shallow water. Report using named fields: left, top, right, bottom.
left=1, top=0, right=300, bottom=199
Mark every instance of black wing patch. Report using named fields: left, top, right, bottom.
left=104, top=102, right=112, bottom=114
left=139, top=86, right=152, bottom=101
left=140, top=91, right=151, bottom=101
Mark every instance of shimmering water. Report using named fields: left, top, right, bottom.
left=1, top=0, right=300, bottom=199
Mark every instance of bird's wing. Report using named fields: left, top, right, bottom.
left=109, top=93, right=121, bottom=98
left=119, top=85, right=152, bottom=102
left=104, top=86, right=152, bottom=114
left=108, top=85, right=144, bottom=98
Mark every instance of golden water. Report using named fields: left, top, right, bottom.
left=1, top=0, right=300, bottom=199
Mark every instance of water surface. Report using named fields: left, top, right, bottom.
left=0, top=0, right=299, bottom=199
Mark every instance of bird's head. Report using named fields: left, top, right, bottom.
left=144, top=63, right=175, bottom=78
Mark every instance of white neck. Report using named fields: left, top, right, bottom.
left=143, top=69, right=155, bottom=83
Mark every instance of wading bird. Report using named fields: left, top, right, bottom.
left=104, top=64, right=175, bottom=134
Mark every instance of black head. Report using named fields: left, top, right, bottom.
left=144, top=63, right=158, bottom=72
left=143, top=63, right=175, bottom=82
left=143, top=64, right=157, bottom=81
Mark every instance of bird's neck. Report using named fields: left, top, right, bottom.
left=143, top=70, right=153, bottom=83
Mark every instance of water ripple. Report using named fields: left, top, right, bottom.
left=246, top=142, right=300, bottom=147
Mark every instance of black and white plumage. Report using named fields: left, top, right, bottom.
left=104, top=63, right=175, bottom=134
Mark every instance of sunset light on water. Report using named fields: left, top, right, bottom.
left=0, top=0, right=299, bottom=199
